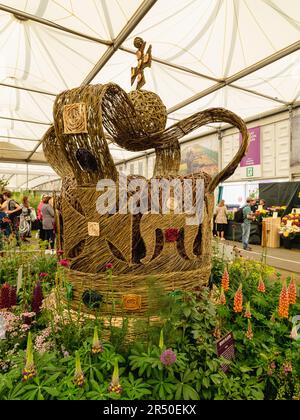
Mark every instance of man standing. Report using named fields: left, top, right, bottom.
left=242, top=197, right=255, bottom=251
left=250, top=198, right=258, bottom=213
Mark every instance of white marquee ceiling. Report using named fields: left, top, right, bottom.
left=0, top=0, right=299, bottom=189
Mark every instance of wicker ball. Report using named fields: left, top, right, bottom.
left=128, top=90, right=167, bottom=134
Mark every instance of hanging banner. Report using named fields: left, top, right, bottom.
left=240, top=126, right=261, bottom=178
left=240, top=126, right=261, bottom=167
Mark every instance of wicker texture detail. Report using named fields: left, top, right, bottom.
left=63, top=103, right=88, bottom=134
left=154, top=140, right=181, bottom=176
left=128, top=90, right=167, bottom=134
left=62, top=186, right=134, bottom=274
left=53, top=84, right=117, bottom=184
left=65, top=264, right=210, bottom=316
left=42, top=126, right=73, bottom=178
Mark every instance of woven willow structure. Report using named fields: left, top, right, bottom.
left=46, top=81, right=249, bottom=316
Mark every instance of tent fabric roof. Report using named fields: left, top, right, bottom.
left=0, top=0, right=299, bottom=189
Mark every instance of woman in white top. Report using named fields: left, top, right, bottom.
left=215, top=199, right=228, bottom=240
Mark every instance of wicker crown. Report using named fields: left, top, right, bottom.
left=44, top=82, right=249, bottom=315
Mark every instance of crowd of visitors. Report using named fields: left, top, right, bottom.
left=0, top=191, right=55, bottom=251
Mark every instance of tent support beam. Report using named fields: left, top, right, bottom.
left=0, top=82, right=57, bottom=96
left=81, top=0, right=158, bottom=85
left=167, top=40, right=300, bottom=114
left=0, top=4, right=112, bottom=46
left=17, top=174, right=51, bottom=189
left=0, top=135, right=40, bottom=142
left=0, top=158, right=47, bottom=165
left=26, top=140, right=45, bottom=161
left=31, top=177, right=60, bottom=190
left=229, top=84, right=289, bottom=105
left=119, top=46, right=221, bottom=83
left=0, top=115, right=51, bottom=126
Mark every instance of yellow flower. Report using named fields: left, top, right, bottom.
left=283, top=231, right=289, bottom=238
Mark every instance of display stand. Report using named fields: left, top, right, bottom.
left=262, top=217, right=281, bottom=248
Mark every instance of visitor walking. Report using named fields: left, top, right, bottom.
left=41, top=196, right=55, bottom=250
left=242, top=197, right=255, bottom=251
left=215, top=199, right=228, bottom=240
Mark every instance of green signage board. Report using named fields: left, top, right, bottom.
left=246, top=167, right=254, bottom=177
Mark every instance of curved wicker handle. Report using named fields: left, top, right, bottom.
left=100, top=86, right=249, bottom=188
left=158, top=108, right=249, bottom=191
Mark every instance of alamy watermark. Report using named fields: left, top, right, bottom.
left=96, top=173, right=205, bottom=226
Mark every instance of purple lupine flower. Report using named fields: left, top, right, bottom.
left=160, top=349, right=177, bottom=366
left=0, top=283, right=11, bottom=309
left=31, top=282, right=44, bottom=315
left=9, top=286, right=17, bottom=307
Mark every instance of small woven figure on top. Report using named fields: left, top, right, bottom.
left=131, top=37, right=152, bottom=90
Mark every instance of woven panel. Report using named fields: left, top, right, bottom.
left=53, top=84, right=118, bottom=185
left=63, top=103, right=88, bottom=134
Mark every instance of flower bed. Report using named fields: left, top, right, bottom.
left=0, top=251, right=299, bottom=400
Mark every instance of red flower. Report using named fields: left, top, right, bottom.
left=39, top=272, right=48, bottom=278
left=59, top=259, right=70, bottom=267
left=165, top=228, right=180, bottom=242
left=105, top=263, right=113, bottom=270
left=57, top=250, right=64, bottom=256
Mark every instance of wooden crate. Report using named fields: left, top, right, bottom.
left=262, top=217, right=281, bottom=248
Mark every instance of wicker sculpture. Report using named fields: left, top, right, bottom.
left=44, top=39, right=249, bottom=316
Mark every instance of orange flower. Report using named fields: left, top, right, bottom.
left=246, top=319, right=253, bottom=340
left=233, top=284, right=243, bottom=313
left=219, top=287, right=226, bottom=305
left=288, top=279, right=297, bottom=305
left=221, top=269, right=230, bottom=292
left=244, top=302, right=251, bottom=319
left=258, top=277, right=266, bottom=293
left=278, top=282, right=289, bottom=319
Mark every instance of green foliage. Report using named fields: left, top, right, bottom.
left=0, top=252, right=300, bottom=400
